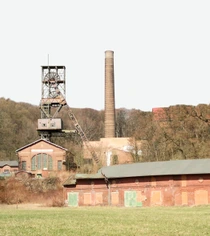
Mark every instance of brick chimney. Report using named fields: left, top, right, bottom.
left=104, top=50, right=115, bottom=138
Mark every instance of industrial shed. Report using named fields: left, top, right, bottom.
left=0, top=161, right=18, bottom=177
left=63, top=158, right=210, bottom=207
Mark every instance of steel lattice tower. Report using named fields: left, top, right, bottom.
left=38, top=66, right=67, bottom=140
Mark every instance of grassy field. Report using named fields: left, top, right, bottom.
left=0, top=204, right=210, bottom=236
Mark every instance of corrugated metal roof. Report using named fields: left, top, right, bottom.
left=62, top=159, right=210, bottom=186
left=15, top=138, right=68, bottom=152
left=99, top=159, right=210, bottom=178
left=75, top=173, right=104, bottom=179
left=0, top=161, right=18, bottom=167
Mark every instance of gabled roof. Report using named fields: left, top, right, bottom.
left=74, top=173, right=104, bottom=179
left=15, top=139, right=68, bottom=152
left=99, top=158, right=210, bottom=178
left=63, top=159, right=210, bottom=186
left=0, top=161, right=18, bottom=167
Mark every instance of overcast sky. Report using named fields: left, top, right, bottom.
left=0, top=1, right=210, bottom=112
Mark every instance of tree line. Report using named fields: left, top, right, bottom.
left=0, top=97, right=210, bottom=163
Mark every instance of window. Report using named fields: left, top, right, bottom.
left=48, top=156, right=53, bottom=170
left=37, top=154, right=41, bottom=169
left=57, top=160, right=62, bottom=170
left=31, top=154, right=53, bottom=171
left=22, top=161, right=26, bottom=170
left=43, top=155, right=47, bottom=169
left=3, top=169, right=10, bottom=174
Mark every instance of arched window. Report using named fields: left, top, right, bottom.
left=31, top=153, right=53, bottom=171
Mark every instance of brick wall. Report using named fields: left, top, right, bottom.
left=64, top=174, right=210, bottom=207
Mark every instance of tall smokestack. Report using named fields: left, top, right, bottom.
left=105, top=50, right=116, bottom=138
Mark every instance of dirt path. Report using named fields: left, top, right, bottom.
left=0, top=203, right=52, bottom=210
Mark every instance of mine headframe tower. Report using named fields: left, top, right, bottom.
left=36, top=65, right=100, bottom=165
left=37, top=65, right=67, bottom=140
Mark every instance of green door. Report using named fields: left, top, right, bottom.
left=68, top=192, right=78, bottom=207
left=124, top=191, right=137, bottom=207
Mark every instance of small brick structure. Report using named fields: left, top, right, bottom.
left=16, top=139, right=67, bottom=178
left=63, top=159, right=210, bottom=207
left=0, top=161, right=18, bottom=177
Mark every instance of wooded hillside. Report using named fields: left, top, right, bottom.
left=0, top=97, right=210, bottom=163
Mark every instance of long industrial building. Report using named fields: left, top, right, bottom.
left=63, top=158, right=210, bottom=207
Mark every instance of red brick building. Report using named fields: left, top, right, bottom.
left=0, top=161, right=18, bottom=177
left=63, top=158, right=210, bottom=207
left=16, top=139, right=67, bottom=178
